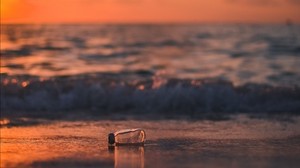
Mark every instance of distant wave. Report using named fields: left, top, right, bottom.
left=1, top=75, right=300, bottom=117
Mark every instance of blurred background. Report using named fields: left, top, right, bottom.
left=1, top=0, right=300, bottom=115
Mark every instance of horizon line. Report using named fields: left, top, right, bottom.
left=1, top=20, right=298, bottom=25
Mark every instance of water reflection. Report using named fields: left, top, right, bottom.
left=109, top=146, right=145, bottom=168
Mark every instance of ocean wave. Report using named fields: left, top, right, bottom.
left=249, top=33, right=300, bottom=57
left=1, top=46, right=32, bottom=57
left=80, top=50, right=140, bottom=60
left=1, top=75, right=300, bottom=117
left=1, top=44, right=70, bottom=58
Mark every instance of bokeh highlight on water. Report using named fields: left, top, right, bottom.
left=1, top=24, right=300, bottom=114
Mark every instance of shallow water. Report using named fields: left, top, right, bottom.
left=1, top=117, right=300, bottom=168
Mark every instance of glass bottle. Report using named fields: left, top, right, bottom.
left=108, top=128, right=146, bottom=146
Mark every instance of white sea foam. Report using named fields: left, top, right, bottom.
left=1, top=76, right=299, bottom=116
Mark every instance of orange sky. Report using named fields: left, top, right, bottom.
left=1, top=0, right=300, bottom=23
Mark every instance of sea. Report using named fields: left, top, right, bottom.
left=1, top=24, right=300, bottom=168
left=1, top=24, right=300, bottom=117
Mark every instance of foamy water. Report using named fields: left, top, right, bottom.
left=1, top=24, right=300, bottom=115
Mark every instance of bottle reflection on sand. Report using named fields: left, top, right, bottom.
left=111, top=146, right=145, bottom=168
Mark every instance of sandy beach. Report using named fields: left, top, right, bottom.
left=1, top=116, right=300, bottom=168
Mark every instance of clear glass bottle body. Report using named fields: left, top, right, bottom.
left=108, top=128, right=146, bottom=146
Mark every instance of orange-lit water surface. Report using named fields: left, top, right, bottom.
left=1, top=117, right=300, bottom=168
left=1, top=24, right=300, bottom=86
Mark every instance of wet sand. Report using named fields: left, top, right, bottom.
left=1, top=116, right=300, bottom=168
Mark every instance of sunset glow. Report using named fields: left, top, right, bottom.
left=1, top=0, right=33, bottom=22
left=1, top=0, right=300, bottom=23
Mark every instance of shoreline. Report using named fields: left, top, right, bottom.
left=1, top=113, right=299, bottom=128
left=1, top=117, right=300, bottom=168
